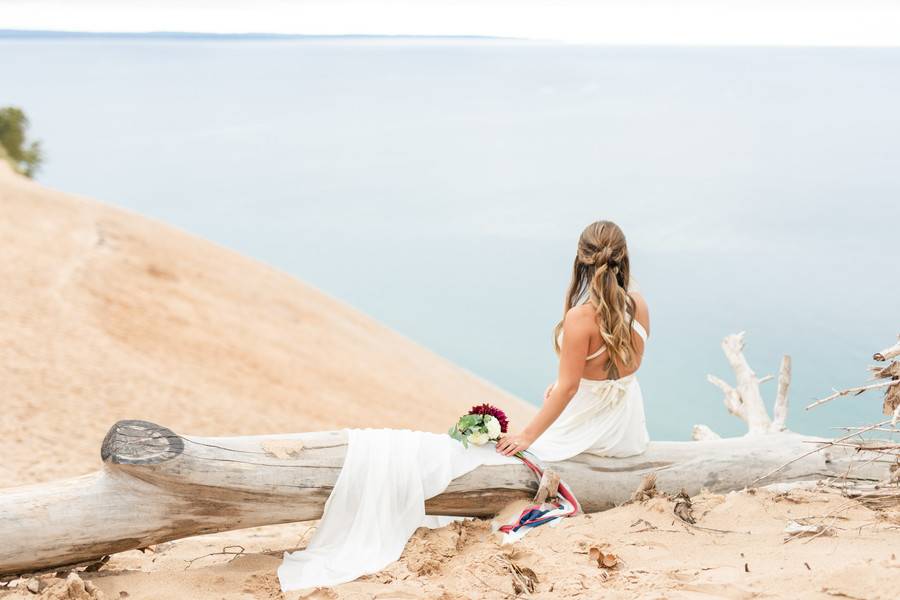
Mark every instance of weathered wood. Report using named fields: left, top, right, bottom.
left=805, top=379, right=896, bottom=411
left=772, top=355, right=792, bottom=431
left=0, top=419, right=889, bottom=578
left=691, top=424, right=721, bottom=441
left=873, top=334, right=900, bottom=362
left=722, top=332, right=772, bottom=433
left=533, top=469, right=560, bottom=504
left=704, top=333, right=792, bottom=434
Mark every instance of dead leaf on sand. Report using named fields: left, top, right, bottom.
left=588, top=546, right=619, bottom=569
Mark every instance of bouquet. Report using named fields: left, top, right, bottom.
left=448, top=403, right=582, bottom=534
left=448, top=403, right=509, bottom=448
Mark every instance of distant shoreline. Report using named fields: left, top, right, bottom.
left=0, top=29, right=529, bottom=43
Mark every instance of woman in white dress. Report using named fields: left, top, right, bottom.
left=495, top=219, right=651, bottom=461
left=278, top=219, right=651, bottom=591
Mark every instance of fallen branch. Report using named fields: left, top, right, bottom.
left=184, top=545, right=246, bottom=570
left=750, top=419, right=891, bottom=485
left=805, top=380, right=896, bottom=411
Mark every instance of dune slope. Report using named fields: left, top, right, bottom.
left=0, top=164, right=535, bottom=485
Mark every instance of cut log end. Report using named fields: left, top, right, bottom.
left=100, top=420, right=183, bottom=465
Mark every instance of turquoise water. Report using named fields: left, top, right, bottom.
left=2, top=37, right=897, bottom=439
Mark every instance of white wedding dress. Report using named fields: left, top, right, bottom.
left=278, top=317, right=649, bottom=591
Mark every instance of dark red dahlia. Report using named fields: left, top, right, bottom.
left=467, top=403, right=509, bottom=433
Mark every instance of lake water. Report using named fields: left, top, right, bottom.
left=2, top=37, right=898, bottom=440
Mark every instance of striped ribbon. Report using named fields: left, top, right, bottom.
left=497, top=450, right=581, bottom=534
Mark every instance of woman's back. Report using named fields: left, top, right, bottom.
left=496, top=219, right=651, bottom=461
left=561, top=290, right=650, bottom=381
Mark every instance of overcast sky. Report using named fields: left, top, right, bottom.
left=1, top=0, right=899, bottom=45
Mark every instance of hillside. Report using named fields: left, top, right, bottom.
left=0, top=163, right=535, bottom=485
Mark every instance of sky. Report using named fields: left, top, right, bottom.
left=2, top=0, right=900, bottom=46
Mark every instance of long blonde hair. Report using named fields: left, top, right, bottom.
left=553, top=220, right=637, bottom=379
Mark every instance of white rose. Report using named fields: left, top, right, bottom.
left=484, top=415, right=501, bottom=439
left=467, top=431, right=490, bottom=446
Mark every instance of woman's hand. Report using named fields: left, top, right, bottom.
left=495, top=431, right=536, bottom=457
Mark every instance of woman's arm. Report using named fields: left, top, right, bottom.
left=495, top=308, right=591, bottom=456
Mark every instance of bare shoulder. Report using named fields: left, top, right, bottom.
left=563, top=304, right=596, bottom=333
left=627, top=290, right=651, bottom=333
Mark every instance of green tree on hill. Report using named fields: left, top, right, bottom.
left=0, top=106, right=44, bottom=178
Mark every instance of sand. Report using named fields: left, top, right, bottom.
left=4, top=487, right=898, bottom=599
left=0, top=162, right=535, bottom=485
left=2, top=165, right=898, bottom=599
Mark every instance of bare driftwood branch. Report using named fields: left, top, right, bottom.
left=691, top=424, right=721, bottom=441
left=706, top=374, right=744, bottom=420
left=873, top=335, right=900, bottom=362
left=805, top=380, right=896, bottom=411
left=706, top=333, right=791, bottom=434
left=750, top=419, right=892, bottom=486
left=772, top=355, right=792, bottom=431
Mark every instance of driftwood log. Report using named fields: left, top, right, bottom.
left=0, top=332, right=891, bottom=578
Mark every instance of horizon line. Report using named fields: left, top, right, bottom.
left=2, top=29, right=899, bottom=48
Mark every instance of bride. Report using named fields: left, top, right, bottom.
left=495, top=219, right=651, bottom=460
left=278, top=219, right=651, bottom=591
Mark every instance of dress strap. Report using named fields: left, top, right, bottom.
left=585, top=346, right=606, bottom=360
left=630, top=317, right=648, bottom=342
left=586, top=318, right=646, bottom=361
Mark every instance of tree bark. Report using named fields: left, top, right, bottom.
left=0, top=418, right=889, bottom=578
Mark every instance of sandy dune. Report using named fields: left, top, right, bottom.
left=0, top=162, right=535, bottom=485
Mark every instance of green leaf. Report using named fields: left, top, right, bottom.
left=458, top=414, right=478, bottom=429
left=448, top=426, right=464, bottom=443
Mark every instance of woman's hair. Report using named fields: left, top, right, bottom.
left=553, top=220, right=636, bottom=379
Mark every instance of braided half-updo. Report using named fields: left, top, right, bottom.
left=552, top=220, right=637, bottom=379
